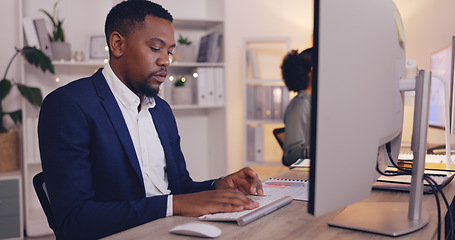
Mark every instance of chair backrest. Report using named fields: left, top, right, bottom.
left=33, top=172, right=56, bottom=231
left=273, top=127, right=285, bottom=149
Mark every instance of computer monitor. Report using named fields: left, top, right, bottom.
left=429, top=37, right=455, bottom=134
left=309, top=0, right=431, bottom=236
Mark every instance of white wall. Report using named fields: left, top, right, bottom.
left=395, top=0, right=455, bottom=70
left=1, top=0, right=22, bottom=113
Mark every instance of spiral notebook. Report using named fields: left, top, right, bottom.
left=263, top=178, right=309, bottom=201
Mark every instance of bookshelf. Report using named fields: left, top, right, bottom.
left=242, top=37, right=290, bottom=167
left=19, top=0, right=226, bottom=237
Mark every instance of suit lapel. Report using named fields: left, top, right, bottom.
left=92, top=69, right=144, bottom=184
left=148, top=105, right=180, bottom=193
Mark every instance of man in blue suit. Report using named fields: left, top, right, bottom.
left=38, top=1, right=263, bottom=239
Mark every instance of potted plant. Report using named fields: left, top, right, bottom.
left=0, top=46, right=54, bottom=172
left=173, top=34, right=194, bottom=62
left=40, top=0, right=71, bottom=61
left=172, top=76, right=193, bottom=105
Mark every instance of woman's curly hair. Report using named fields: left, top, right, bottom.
left=281, top=48, right=313, bottom=92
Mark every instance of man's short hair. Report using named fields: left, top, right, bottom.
left=105, top=0, right=173, bottom=52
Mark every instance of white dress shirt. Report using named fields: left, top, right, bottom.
left=102, top=63, right=173, bottom=216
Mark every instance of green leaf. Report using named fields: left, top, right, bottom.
left=7, top=110, right=22, bottom=124
left=39, top=9, right=57, bottom=28
left=17, top=84, right=43, bottom=107
left=21, top=46, right=54, bottom=74
left=0, top=79, right=12, bottom=100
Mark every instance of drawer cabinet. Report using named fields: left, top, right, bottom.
left=0, top=174, right=22, bottom=240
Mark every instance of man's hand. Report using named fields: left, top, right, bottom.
left=215, top=167, right=263, bottom=196
left=173, top=189, right=259, bottom=216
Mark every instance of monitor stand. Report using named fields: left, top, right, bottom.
left=328, top=202, right=429, bottom=236
left=328, top=70, right=432, bottom=236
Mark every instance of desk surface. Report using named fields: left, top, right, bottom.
left=103, top=169, right=455, bottom=240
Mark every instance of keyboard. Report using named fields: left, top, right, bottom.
left=398, top=153, right=455, bottom=163
left=198, top=195, right=293, bottom=226
left=373, top=167, right=455, bottom=194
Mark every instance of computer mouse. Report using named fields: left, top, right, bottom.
left=170, top=222, right=222, bottom=238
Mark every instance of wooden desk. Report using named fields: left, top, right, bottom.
left=103, top=169, right=455, bottom=240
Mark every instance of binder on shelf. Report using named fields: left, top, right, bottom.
left=246, top=125, right=264, bottom=162
left=33, top=18, right=53, bottom=59
left=254, top=85, right=264, bottom=119
left=263, top=86, right=273, bottom=120
left=246, top=85, right=256, bottom=120
left=254, top=125, right=264, bottom=162
left=23, top=18, right=40, bottom=48
left=214, top=67, right=225, bottom=106
left=272, top=86, right=283, bottom=120
left=247, top=126, right=255, bottom=162
left=195, top=67, right=216, bottom=106
left=247, top=85, right=286, bottom=120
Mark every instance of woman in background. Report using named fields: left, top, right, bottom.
left=280, top=47, right=313, bottom=166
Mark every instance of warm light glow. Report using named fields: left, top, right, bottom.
left=105, top=46, right=109, bottom=51
left=55, top=77, right=60, bottom=82
left=169, top=58, right=173, bottom=63
left=104, top=59, right=108, bottom=63
left=193, top=72, right=198, bottom=78
left=169, top=76, right=174, bottom=81
left=181, top=77, right=186, bottom=83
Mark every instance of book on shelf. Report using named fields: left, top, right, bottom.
left=33, top=18, right=54, bottom=59
left=197, top=32, right=223, bottom=62
left=23, top=18, right=40, bottom=49
left=246, top=49, right=260, bottom=79
left=197, top=35, right=210, bottom=62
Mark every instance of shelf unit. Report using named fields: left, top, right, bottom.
left=19, top=0, right=226, bottom=237
left=242, top=37, right=290, bottom=167
left=0, top=171, right=22, bottom=240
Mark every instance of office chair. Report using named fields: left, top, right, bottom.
left=273, top=127, right=285, bottom=149
left=33, top=172, right=56, bottom=231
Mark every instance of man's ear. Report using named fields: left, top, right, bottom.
left=109, top=32, right=124, bottom=58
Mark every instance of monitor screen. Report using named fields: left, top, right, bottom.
left=429, top=37, right=455, bottom=133
left=309, top=0, right=434, bottom=236
left=309, top=0, right=406, bottom=217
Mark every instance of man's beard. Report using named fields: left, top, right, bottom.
left=139, top=75, right=161, bottom=98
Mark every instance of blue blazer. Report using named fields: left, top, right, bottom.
left=38, top=69, right=215, bottom=240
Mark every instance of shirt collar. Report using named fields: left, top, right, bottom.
left=102, top=62, right=156, bottom=110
